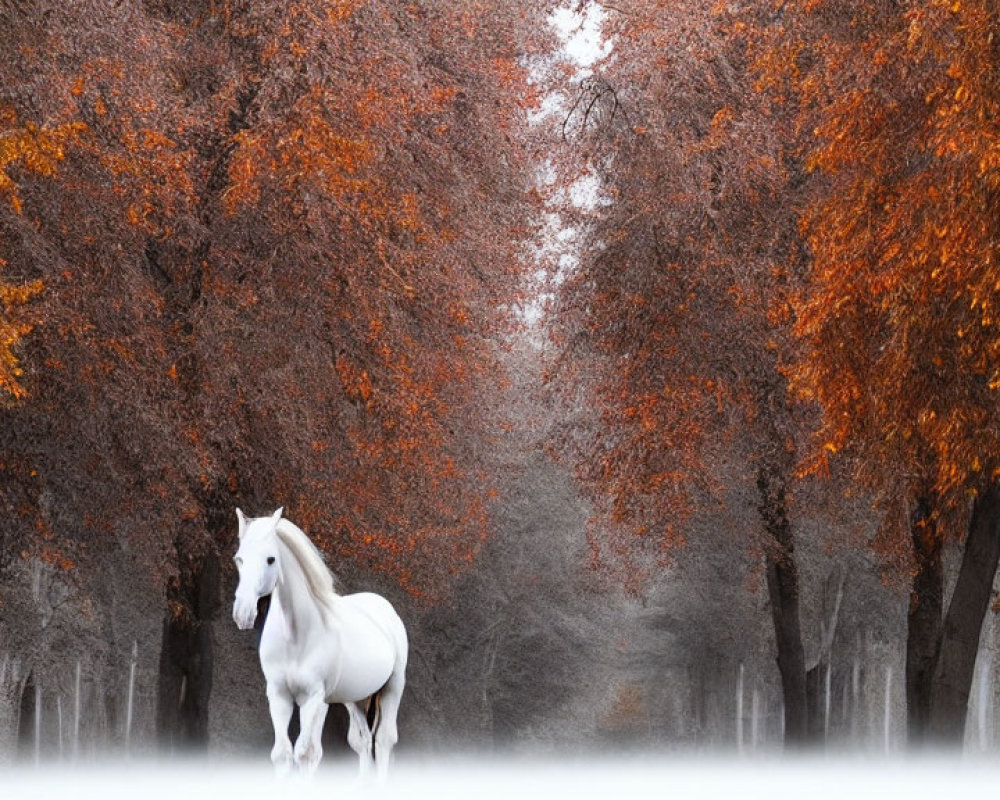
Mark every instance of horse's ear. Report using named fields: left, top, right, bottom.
left=236, top=508, right=247, bottom=539
left=271, top=507, right=284, bottom=525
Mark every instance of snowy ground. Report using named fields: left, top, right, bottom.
left=5, top=755, right=1000, bottom=800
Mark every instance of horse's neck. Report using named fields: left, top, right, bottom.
left=274, top=542, right=328, bottom=640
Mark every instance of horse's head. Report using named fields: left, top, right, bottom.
left=232, top=507, right=283, bottom=630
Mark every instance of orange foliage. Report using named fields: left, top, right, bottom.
left=762, top=0, right=1000, bottom=524
left=549, top=0, right=807, bottom=585
left=0, top=0, right=549, bottom=601
left=0, top=109, right=87, bottom=214
left=0, top=272, right=44, bottom=401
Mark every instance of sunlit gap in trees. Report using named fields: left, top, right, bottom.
left=515, top=2, right=611, bottom=341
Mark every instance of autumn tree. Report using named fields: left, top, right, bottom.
left=761, top=0, right=1000, bottom=746
left=545, top=1, right=840, bottom=746
left=0, top=0, right=550, bottom=751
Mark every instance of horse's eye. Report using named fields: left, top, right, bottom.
left=267, top=556, right=275, bottom=566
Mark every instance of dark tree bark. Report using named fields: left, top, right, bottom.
left=906, top=495, right=943, bottom=747
left=156, top=535, right=220, bottom=750
left=16, top=673, right=36, bottom=758
left=805, top=664, right=824, bottom=742
left=758, top=463, right=809, bottom=746
left=805, top=566, right=844, bottom=743
left=928, top=483, right=1000, bottom=744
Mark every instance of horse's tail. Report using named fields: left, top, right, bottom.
left=366, top=685, right=384, bottom=761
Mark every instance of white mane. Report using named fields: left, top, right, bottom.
left=274, top=518, right=340, bottom=622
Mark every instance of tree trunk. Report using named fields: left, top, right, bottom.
left=156, top=534, right=220, bottom=750
left=928, top=483, right=1000, bottom=744
left=758, top=463, right=809, bottom=746
left=805, top=664, right=824, bottom=742
left=906, top=495, right=943, bottom=747
left=805, top=567, right=845, bottom=743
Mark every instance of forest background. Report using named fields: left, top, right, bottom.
left=2, top=0, right=1000, bottom=761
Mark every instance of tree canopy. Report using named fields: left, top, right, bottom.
left=0, top=0, right=548, bottom=602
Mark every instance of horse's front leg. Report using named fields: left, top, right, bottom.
left=266, top=685, right=294, bottom=777
left=294, top=690, right=329, bottom=775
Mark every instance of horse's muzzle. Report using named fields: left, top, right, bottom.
left=233, top=596, right=258, bottom=630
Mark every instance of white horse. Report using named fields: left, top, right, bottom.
left=232, top=508, right=408, bottom=779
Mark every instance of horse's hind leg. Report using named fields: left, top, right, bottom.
left=346, top=701, right=374, bottom=778
left=373, top=669, right=404, bottom=781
